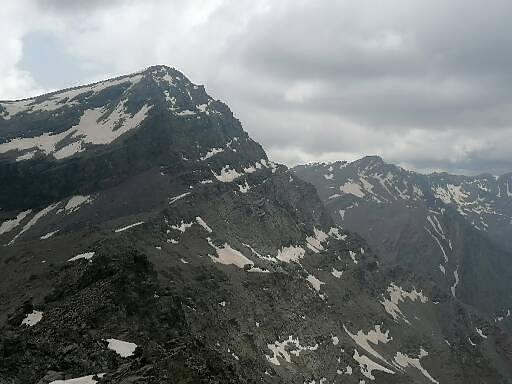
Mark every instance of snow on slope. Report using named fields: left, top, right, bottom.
left=49, top=374, right=105, bottom=384
left=0, top=210, right=32, bottom=235
left=394, top=348, right=439, bottom=384
left=105, top=338, right=138, bottom=357
left=0, top=74, right=142, bottom=120
left=352, top=349, right=395, bottom=380
left=266, top=336, right=319, bottom=366
left=21, top=310, right=43, bottom=326
left=0, top=102, right=152, bottom=161
left=276, top=245, right=306, bottom=262
left=207, top=237, right=254, bottom=268
left=68, top=252, right=95, bottom=262
left=8, top=203, right=59, bottom=245
left=380, top=283, right=428, bottom=324
left=344, top=324, right=392, bottom=365
left=297, top=158, right=508, bottom=233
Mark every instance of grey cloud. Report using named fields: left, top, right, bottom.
left=4, top=0, right=512, bottom=174
left=227, top=0, right=512, bottom=131
left=35, top=0, right=124, bottom=12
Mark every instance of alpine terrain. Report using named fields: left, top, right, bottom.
left=0, top=66, right=511, bottom=383
left=294, top=158, right=512, bottom=342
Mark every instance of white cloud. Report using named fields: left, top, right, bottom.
left=0, top=2, right=41, bottom=99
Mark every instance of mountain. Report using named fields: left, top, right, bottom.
left=294, top=157, right=512, bottom=323
left=1, top=67, right=511, bottom=383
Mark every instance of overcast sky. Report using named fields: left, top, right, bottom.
left=2, top=0, right=512, bottom=175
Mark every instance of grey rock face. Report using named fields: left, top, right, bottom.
left=0, top=68, right=511, bottom=383
left=294, top=157, right=512, bottom=327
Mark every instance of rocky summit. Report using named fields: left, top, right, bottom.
left=0, top=66, right=511, bottom=383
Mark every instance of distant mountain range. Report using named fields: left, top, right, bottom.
left=0, top=66, right=511, bottom=383
left=294, top=157, right=512, bottom=321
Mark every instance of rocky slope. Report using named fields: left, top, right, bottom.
left=1, top=67, right=511, bottom=383
left=294, top=157, right=512, bottom=326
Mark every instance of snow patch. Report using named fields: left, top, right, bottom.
left=68, top=251, right=95, bottom=262
left=276, top=245, right=305, bottom=263
left=21, top=310, right=43, bottom=326
left=207, top=238, right=254, bottom=268
left=2, top=101, right=151, bottom=161
left=306, top=228, right=329, bottom=252
left=340, top=182, right=365, bottom=198
left=266, top=336, right=319, bottom=366
left=328, top=227, right=345, bottom=240
left=380, top=283, right=428, bottom=324
left=171, top=220, right=194, bottom=233
left=393, top=348, right=439, bottom=384
left=49, top=373, right=105, bottom=384
left=195, top=217, right=212, bottom=233
left=349, top=250, right=358, bottom=264
left=105, top=338, right=137, bottom=357
left=451, top=267, right=459, bottom=297
left=115, top=221, right=144, bottom=233
left=213, top=166, right=242, bottom=182
left=344, top=325, right=392, bottom=365
left=306, top=274, right=324, bottom=292
left=200, top=148, right=224, bottom=160
left=176, top=109, right=196, bottom=116
left=238, top=181, right=250, bottom=193
left=476, top=328, right=487, bottom=339
left=9, top=203, right=59, bottom=245
left=40, top=230, right=59, bottom=240
left=65, top=195, right=92, bottom=213
left=0, top=210, right=32, bottom=235
left=425, top=227, right=449, bottom=263
left=353, top=349, right=394, bottom=380
left=2, top=75, right=142, bottom=121
left=169, top=192, right=191, bottom=205
left=331, top=268, right=343, bottom=278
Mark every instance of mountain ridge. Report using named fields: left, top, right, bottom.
left=300, top=155, right=512, bottom=179
left=1, top=67, right=511, bottom=383
left=294, top=156, right=512, bottom=321
left=0, top=65, right=187, bottom=103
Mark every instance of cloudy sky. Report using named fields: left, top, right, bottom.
left=2, top=0, right=512, bottom=175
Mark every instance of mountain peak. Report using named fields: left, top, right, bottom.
left=144, top=64, right=199, bottom=88
left=145, top=64, right=175, bottom=71
left=144, top=64, right=184, bottom=76
left=0, top=65, right=270, bottom=210
left=0, top=65, right=230, bottom=163
left=361, top=154, right=384, bottom=162
left=354, top=155, right=386, bottom=168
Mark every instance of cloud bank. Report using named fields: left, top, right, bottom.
left=2, top=0, right=512, bottom=174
